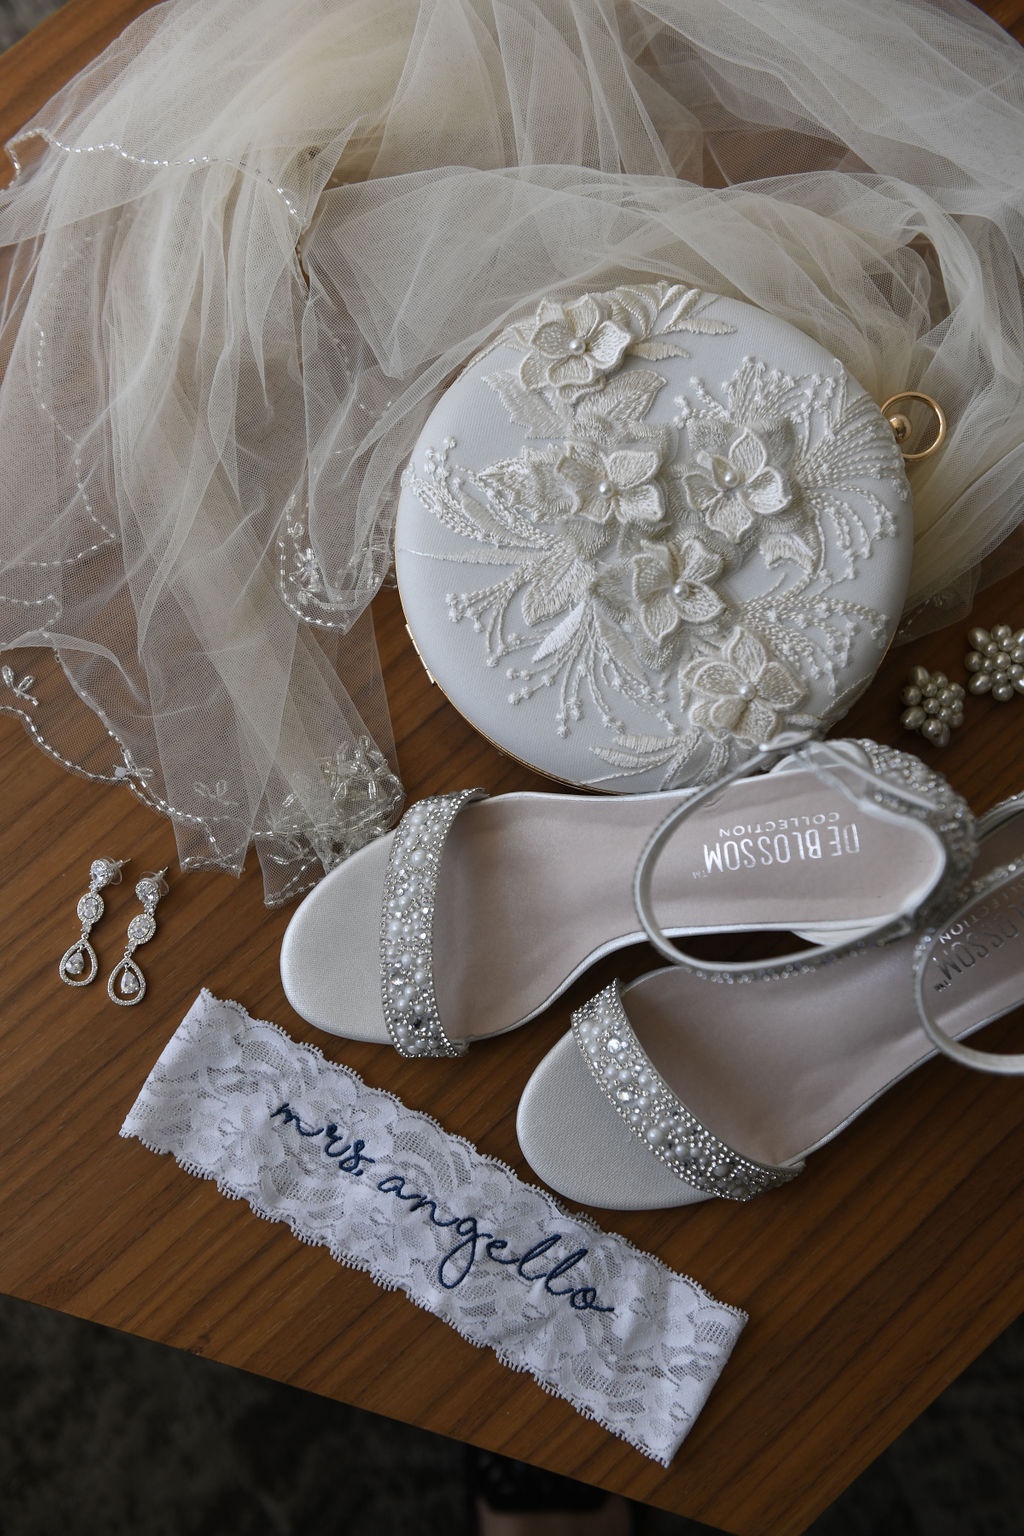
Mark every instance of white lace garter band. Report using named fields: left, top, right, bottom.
left=120, top=990, right=747, bottom=1465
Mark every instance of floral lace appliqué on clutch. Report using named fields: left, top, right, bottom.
left=121, top=990, right=746, bottom=1465
left=400, top=282, right=909, bottom=789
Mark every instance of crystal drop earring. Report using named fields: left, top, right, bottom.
left=107, top=870, right=168, bottom=1006
left=58, top=857, right=128, bottom=987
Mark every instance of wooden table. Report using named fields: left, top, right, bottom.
left=1, top=4, right=1022, bottom=1533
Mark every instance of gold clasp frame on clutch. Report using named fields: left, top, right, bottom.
left=882, top=391, right=948, bottom=461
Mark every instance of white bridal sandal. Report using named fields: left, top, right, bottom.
left=516, top=793, right=1024, bottom=1209
left=280, top=736, right=976, bottom=1057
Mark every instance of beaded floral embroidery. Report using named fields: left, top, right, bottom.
left=402, top=283, right=908, bottom=787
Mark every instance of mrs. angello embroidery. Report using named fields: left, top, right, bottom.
left=271, top=1101, right=614, bottom=1310
left=122, top=991, right=747, bottom=1465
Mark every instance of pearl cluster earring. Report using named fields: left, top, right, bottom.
left=900, top=619, right=1024, bottom=749
left=899, top=666, right=965, bottom=748
left=964, top=624, right=1024, bottom=702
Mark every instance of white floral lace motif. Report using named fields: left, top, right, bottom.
left=402, top=283, right=908, bottom=787
left=121, top=991, right=747, bottom=1465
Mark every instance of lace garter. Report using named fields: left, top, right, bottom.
left=120, top=990, right=746, bottom=1465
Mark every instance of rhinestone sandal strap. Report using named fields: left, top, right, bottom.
left=572, top=982, right=802, bottom=1201
left=380, top=788, right=488, bottom=1058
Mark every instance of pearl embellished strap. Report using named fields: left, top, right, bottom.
left=572, top=983, right=801, bottom=1200
left=379, top=789, right=488, bottom=1057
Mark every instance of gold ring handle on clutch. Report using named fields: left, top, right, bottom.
left=881, top=391, right=947, bottom=462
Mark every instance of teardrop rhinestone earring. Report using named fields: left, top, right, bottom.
left=107, top=869, right=168, bottom=1006
left=58, top=857, right=128, bottom=986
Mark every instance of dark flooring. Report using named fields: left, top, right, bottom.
left=0, top=1289, right=1022, bottom=1536
left=0, top=0, right=48, bottom=51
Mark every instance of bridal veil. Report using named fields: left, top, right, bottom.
left=1, top=0, right=1022, bottom=900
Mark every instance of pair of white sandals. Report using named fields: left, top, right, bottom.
left=281, top=736, right=1024, bottom=1209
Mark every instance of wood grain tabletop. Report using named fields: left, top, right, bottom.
left=0, top=4, right=1022, bottom=1534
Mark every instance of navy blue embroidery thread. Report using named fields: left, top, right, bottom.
left=271, top=1102, right=613, bottom=1314
left=270, top=1102, right=375, bottom=1175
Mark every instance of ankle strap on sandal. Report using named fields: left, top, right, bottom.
left=633, top=733, right=974, bottom=980
left=913, top=856, right=1024, bottom=1075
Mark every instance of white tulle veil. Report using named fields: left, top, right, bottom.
left=1, top=0, right=1022, bottom=901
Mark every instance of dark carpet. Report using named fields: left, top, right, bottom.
left=1, top=1291, right=1022, bottom=1535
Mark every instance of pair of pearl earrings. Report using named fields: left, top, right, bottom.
left=901, top=623, right=1024, bottom=749
left=58, top=858, right=169, bottom=1006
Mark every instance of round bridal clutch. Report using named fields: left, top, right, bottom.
left=395, top=281, right=913, bottom=790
